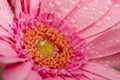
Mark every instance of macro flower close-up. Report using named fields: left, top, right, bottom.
left=0, top=0, right=120, bottom=80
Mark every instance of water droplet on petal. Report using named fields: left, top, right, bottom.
left=86, top=47, right=90, bottom=50
left=92, top=7, right=96, bottom=11
left=69, top=0, right=77, bottom=4
left=101, top=42, right=105, bottom=45
left=116, top=39, right=120, bottom=42
left=115, top=4, right=120, bottom=7
left=95, top=52, right=99, bottom=54
left=94, top=0, right=98, bottom=3
left=103, top=66, right=109, bottom=70
left=109, top=40, right=113, bottom=43
left=83, top=7, right=88, bottom=10
left=55, top=0, right=62, bottom=5
left=106, top=16, right=111, bottom=21
left=90, top=16, right=94, bottom=20
left=70, top=18, right=76, bottom=23
left=117, top=75, right=120, bottom=78
left=63, top=7, right=70, bottom=12
left=96, top=21, right=102, bottom=25
left=105, top=6, right=109, bottom=10
left=99, top=11, right=104, bottom=15
left=49, top=2, right=55, bottom=8
left=107, top=0, right=112, bottom=5
left=52, top=10, right=61, bottom=18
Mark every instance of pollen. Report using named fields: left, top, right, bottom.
left=23, top=26, right=73, bottom=69
left=36, top=40, right=54, bottom=57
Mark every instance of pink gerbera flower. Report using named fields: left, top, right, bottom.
left=0, top=0, right=120, bottom=80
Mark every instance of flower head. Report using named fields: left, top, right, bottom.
left=0, top=0, right=120, bottom=80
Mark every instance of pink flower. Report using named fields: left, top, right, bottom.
left=0, top=0, right=120, bottom=80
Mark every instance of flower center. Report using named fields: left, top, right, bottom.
left=36, top=40, right=54, bottom=57
left=23, top=26, right=73, bottom=69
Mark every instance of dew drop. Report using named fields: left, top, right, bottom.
left=69, top=0, right=77, bottom=5
left=115, top=4, right=120, bottom=7
left=55, top=0, right=62, bottom=5
left=63, top=7, right=70, bottom=12
left=83, top=6, right=88, bottom=10
left=95, top=52, right=99, bottom=54
left=116, top=39, right=120, bottom=42
left=92, top=7, right=96, bottom=11
left=107, top=0, right=112, bottom=5
left=103, top=66, right=109, bottom=70
left=86, top=47, right=90, bottom=50
left=90, top=16, right=94, bottom=20
left=109, top=40, right=113, bottom=43
left=70, top=18, right=76, bottom=23
left=99, top=11, right=104, bottom=15
left=106, top=16, right=111, bottom=21
left=96, top=21, right=102, bottom=26
left=113, top=60, right=116, bottom=62
left=104, top=6, right=109, bottom=10
left=49, top=2, right=55, bottom=8
left=94, top=0, right=98, bottom=3
left=52, top=10, right=61, bottom=18
left=117, top=75, right=120, bottom=78
left=101, top=42, right=105, bottom=45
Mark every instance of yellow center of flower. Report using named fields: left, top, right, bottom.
left=36, top=40, right=54, bottom=57
left=23, top=26, right=73, bottom=69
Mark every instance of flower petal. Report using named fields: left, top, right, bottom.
left=62, top=77, right=78, bottom=80
left=80, top=1, right=120, bottom=40
left=0, top=0, right=13, bottom=30
left=82, top=29, right=120, bottom=59
left=41, top=0, right=81, bottom=19
left=29, top=0, right=41, bottom=18
left=0, top=40, right=17, bottom=57
left=13, top=0, right=41, bottom=18
left=0, top=27, right=12, bottom=37
left=0, top=56, right=26, bottom=65
left=2, top=61, right=32, bottom=80
left=82, top=62, right=120, bottom=80
left=45, top=77, right=64, bottom=80
left=25, top=70, right=42, bottom=80
left=64, top=0, right=112, bottom=32
left=41, top=0, right=113, bottom=34
left=90, top=53, right=120, bottom=68
left=14, top=0, right=22, bottom=17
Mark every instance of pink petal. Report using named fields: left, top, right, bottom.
left=90, top=53, right=120, bottom=68
left=25, top=70, right=42, bottom=80
left=82, top=62, right=120, bottom=80
left=0, top=40, right=17, bottom=57
left=3, top=61, right=32, bottom=80
left=14, top=0, right=41, bottom=18
left=41, top=0, right=80, bottom=19
left=80, top=1, right=120, bottom=40
left=80, top=70, right=109, bottom=80
left=45, top=77, right=63, bottom=80
left=14, top=0, right=22, bottom=17
left=0, top=0, right=13, bottom=31
left=0, top=56, right=26, bottom=64
left=29, top=0, right=41, bottom=18
left=0, top=26, right=12, bottom=37
left=8, top=0, right=16, bottom=6
left=64, top=0, right=112, bottom=32
left=41, top=0, right=113, bottom=34
left=62, top=77, right=79, bottom=80
left=82, top=29, right=120, bottom=59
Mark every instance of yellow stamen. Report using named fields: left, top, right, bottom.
left=36, top=40, right=54, bottom=57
